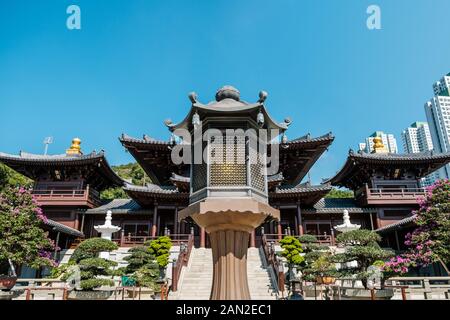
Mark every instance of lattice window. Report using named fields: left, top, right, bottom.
left=249, top=143, right=266, bottom=192
left=210, top=135, right=247, bottom=186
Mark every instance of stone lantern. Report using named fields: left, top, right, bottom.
left=174, top=86, right=289, bottom=299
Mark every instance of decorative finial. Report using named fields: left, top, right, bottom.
left=257, top=110, right=265, bottom=127
left=188, top=92, right=198, bottom=104
left=284, top=117, right=292, bottom=126
left=258, top=90, right=268, bottom=103
left=66, top=138, right=82, bottom=155
left=215, top=85, right=240, bottom=101
left=372, top=136, right=388, bottom=154
left=164, top=119, right=173, bottom=128
left=192, top=111, right=201, bottom=130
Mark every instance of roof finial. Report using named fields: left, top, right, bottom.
left=372, top=136, right=388, bottom=154
left=66, top=138, right=82, bottom=155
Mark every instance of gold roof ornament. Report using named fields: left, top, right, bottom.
left=66, top=138, right=83, bottom=155
left=372, top=136, right=388, bottom=154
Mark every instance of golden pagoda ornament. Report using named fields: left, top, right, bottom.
left=66, top=138, right=82, bottom=155
left=372, top=136, right=388, bottom=154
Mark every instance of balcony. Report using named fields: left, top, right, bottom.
left=359, top=185, right=426, bottom=206
left=31, top=186, right=101, bottom=208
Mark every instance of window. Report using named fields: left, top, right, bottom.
left=123, top=223, right=150, bottom=237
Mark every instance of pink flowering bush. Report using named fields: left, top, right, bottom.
left=0, top=186, right=57, bottom=276
left=383, top=179, right=450, bottom=276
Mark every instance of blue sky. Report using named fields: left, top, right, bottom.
left=1, top=0, right=450, bottom=183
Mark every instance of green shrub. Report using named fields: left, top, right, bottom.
left=70, top=238, right=118, bottom=263
left=280, top=236, right=304, bottom=265
left=148, top=236, right=172, bottom=268
left=80, top=278, right=115, bottom=290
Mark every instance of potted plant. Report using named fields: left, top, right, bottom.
left=0, top=187, right=57, bottom=291
left=311, top=253, right=337, bottom=285
left=147, top=236, right=172, bottom=280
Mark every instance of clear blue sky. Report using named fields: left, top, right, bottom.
left=1, top=0, right=450, bottom=183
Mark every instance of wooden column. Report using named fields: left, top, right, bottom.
left=277, top=222, right=282, bottom=240
left=200, top=227, right=206, bottom=248
left=174, top=207, right=179, bottom=234
left=209, top=230, right=251, bottom=300
left=151, top=203, right=158, bottom=237
left=250, top=230, right=256, bottom=248
left=296, top=202, right=304, bottom=235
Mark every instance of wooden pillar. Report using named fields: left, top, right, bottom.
left=250, top=230, right=256, bottom=247
left=174, top=207, right=179, bottom=235
left=80, top=213, right=86, bottom=234
left=277, top=222, right=282, bottom=240
left=151, top=203, right=158, bottom=237
left=394, top=230, right=401, bottom=251
left=200, top=227, right=206, bottom=248
left=296, top=202, right=304, bottom=235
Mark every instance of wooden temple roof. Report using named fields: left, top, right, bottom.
left=327, top=150, right=450, bottom=190
left=123, top=183, right=189, bottom=207
left=45, top=219, right=85, bottom=237
left=272, top=132, right=334, bottom=185
left=302, top=198, right=376, bottom=214
left=269, top=182, right=332, bottom=206
left=119, top=134, right=187, bottom=186
left=0, top=151, right=124, bottom=191
left=375, top=214, right=416, bottom=233
left=83, top=199, right=151, bottom=215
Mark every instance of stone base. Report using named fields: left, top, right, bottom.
left=209, top=230, right=250, bottom=300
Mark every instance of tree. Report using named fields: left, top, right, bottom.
left=279, top=236, right=304, bottom=265
left=325, top=188, right=354, bottom=199
left=123, top=246, right=159, bottom=290
left=333, top=229, right=393, bottom=288
left=297, top=234, right=332, bottom=281
left=67, top=237, right=119, bottom=290
left=0, top=164, right=32, bottom=192
left=388, top=179, right=450, bottom=274
left=147, top=236, right=172, bottom=271
left=0, top=187, right=56, bottom=276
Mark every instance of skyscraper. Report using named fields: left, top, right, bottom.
left=424, top=72, right=450, bottom=179
left=359, top=131, right=398, bottom=154
left=401, top=122, right=438, bottom=186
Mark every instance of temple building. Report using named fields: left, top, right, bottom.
left=1, top=86, right=450, bottom=256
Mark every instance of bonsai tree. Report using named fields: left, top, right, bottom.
left=298, top=234, right=332, bottom=281
left=67, top=238, right=119, bottom=290
left=279, top=236, right=304, bottom=285
left=123, top=246, right=159, bottom=290
left=0, top=187, right=56, bottom=278
left=333, top=229, right=393, bottom=288
left=147, top=236, right=172, bottom=278
left=310, top=253, right=337, bottom=283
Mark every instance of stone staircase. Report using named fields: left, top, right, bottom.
left=172, top=247, right=277, bottom=300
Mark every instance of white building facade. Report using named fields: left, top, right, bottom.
left=359, top=131, right=398, bottom=154
left=401, top=122, right=438, bottom=186
left=424, top=73, right=450, bottom=180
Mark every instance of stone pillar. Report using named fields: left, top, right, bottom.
left=209, top=230, right=251, bottom=300
left=178, top=199, right=279, bottom=300
left=151, top=204, right=158, bottom=237
left=200, top=227, right=206, bottom=248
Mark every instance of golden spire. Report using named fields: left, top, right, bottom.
left=372, top=136, right=388, bottom=154
left=66, top=138, right=82, bottom=155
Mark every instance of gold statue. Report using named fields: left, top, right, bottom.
left=372, top=136, right=388, bottom=154
left=66, top=138, right=82, bottom=155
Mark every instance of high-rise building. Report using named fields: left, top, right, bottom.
left=359, top=131, right=398, bottom=154
left=424, top=72, right=450, bottom=179
left=401, top=122, right=438, bottom=186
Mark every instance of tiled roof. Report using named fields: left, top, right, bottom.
left=275, top=183, right=331, bottom=194
left=45, top=219, right=84, bottom=237
left=303, top=198, right=376, bottom=214
left=84, top=199, right=149, bottom=214
left=119, top=134, right=170, bottom=146
left=375, top=215, right=417, bottom=233
left=124, top=183, right=180, bottom=194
